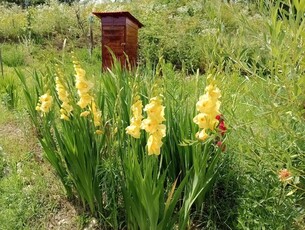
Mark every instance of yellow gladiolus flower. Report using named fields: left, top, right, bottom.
left=141, top=95, right=166, bottom=155
left=95, top=130, right=103, bottom=135
left=126, top=124, right=141, bottom=138
left=194, top=83, right=221, bottom=141
left=60, top=114, right=70, bottom=121
left=55, top=75, right=73, bottom=120
left=193, top=113, right=208, bottom=129
left=196, top=129, right=209, bottom=141
left=73, top=61, right=94, bottom=110
left=91, top=101, right=102, bottom=127
left=37, top=92, right=53, bottom=114
left=93, top=114, right=101, bottom=127
left=154, top=124, right=166, bottom=139
left=147, top=134, right=163, bottom=155
left=35, top=105, right=41, bottom=111
left=80, top=111, right=90, bottom=117
left=126, top=99, right=143, bottom=138
left=206, top=84, right=221, bottom=100
left=196, top=95, right=220, bottom=116
left=73, top=61, right=86, bottom=80
left=130, top=117, right=142, bottom=126
left=76, top=80, right=94, bottom=94
left=141, top=118, right=159, bottom=133
left=61, top=102, right=73, bottom=115
left=77, top=93, right=92, bottom=109
left=144, top=96, right=165, bottom=123
left=131, top=100, right=143, bottom=118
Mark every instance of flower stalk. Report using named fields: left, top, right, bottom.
left=193, top=83, right=221, bottom=141
left=141, top=95, right=166, bottom=155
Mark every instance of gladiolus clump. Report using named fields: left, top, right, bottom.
left=193, top=84, right=221, bottom=141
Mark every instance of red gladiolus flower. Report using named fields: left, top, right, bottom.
left=216, top=114, right=222, bottom=121
left=219, top=120, right=227, bottom=135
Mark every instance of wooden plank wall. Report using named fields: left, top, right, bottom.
left=125, top=18, right=139, bottom=67
left=100, top=15, right=140, bottom=69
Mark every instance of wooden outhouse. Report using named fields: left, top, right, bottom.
left=92, top=11, right=143, bottom=70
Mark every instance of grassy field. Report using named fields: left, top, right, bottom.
left=0, top=0, right=305, bottom=229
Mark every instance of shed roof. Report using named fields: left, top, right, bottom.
left=92, top=11, right=144, bottom=28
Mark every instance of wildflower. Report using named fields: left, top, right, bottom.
left=278, top=169, right=292, bottom=182
left=141, top=96, right=166, bottom=155
left=194, top=84, right=221, bottom=141
left=126, top=99, right=143, bottom=138
left=36, top=92, right=53, bottom=114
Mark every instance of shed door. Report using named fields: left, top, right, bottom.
left=102, top=25, right=126, bottom=69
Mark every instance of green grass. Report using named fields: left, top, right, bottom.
left=0, top=107, right=83, bottom=229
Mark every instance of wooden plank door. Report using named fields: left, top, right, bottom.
left=102, top=25, right=125, bottom=69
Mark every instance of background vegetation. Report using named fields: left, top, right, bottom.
left=0, top=0, right=304, bottom=229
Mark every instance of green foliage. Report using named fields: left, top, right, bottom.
left=0, top=75, right=19, bottom=109
left=16, top=57, right=226, bottom=229
left=121, top=150, right=187, bottom=230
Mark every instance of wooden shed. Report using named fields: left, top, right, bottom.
left=92, top=11, right=143, bottom=70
